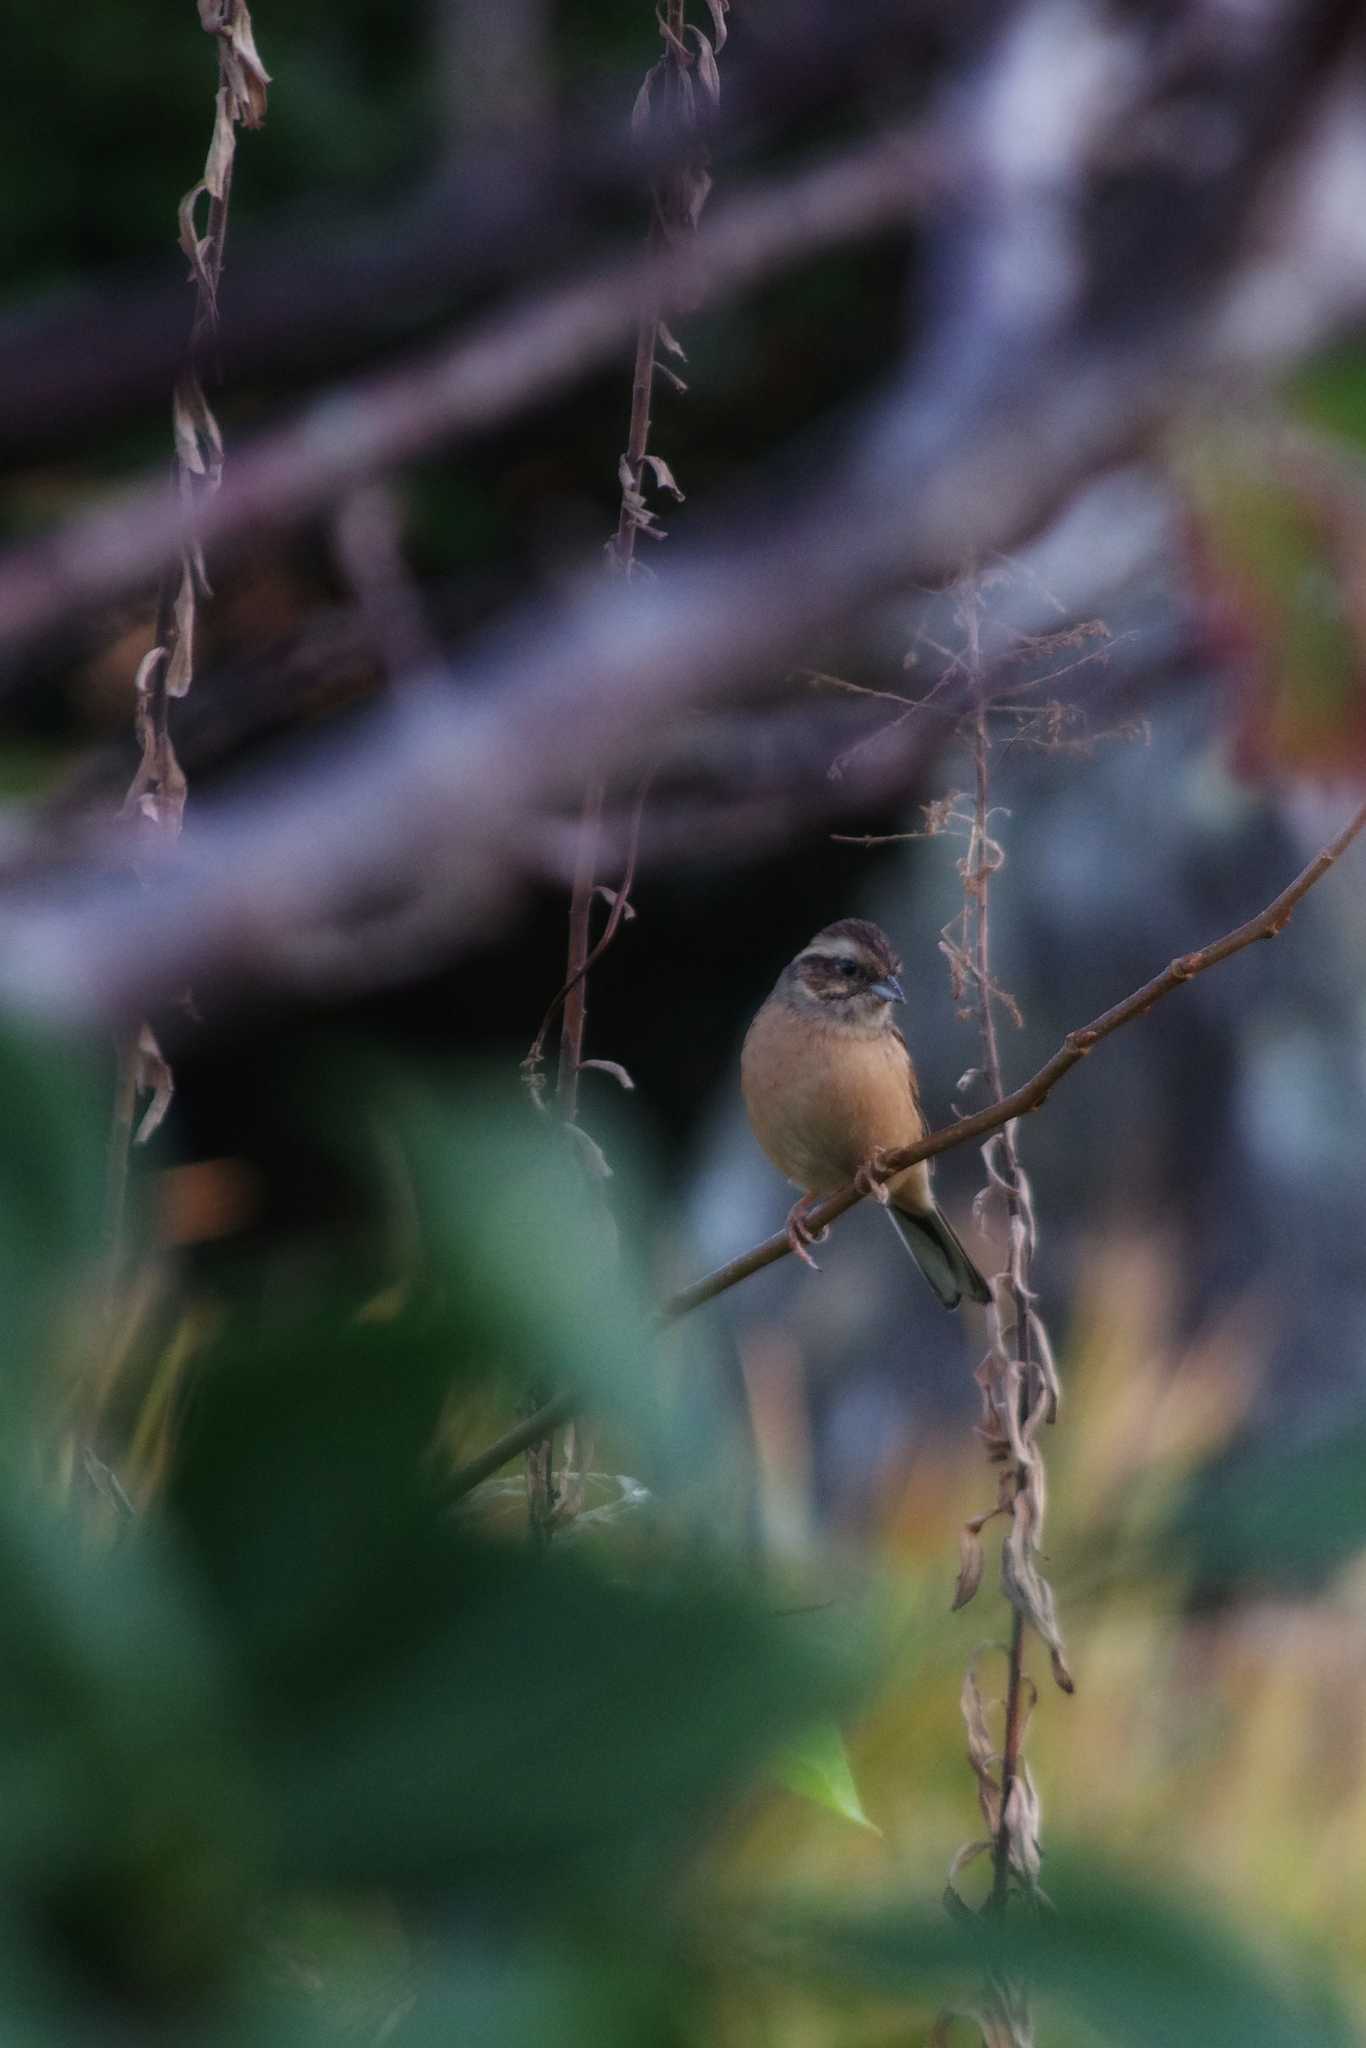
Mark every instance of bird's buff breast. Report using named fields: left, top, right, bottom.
left=741, top=1001, right=929, bottom=1202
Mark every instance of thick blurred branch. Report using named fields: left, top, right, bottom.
left=0, top=0, right=962, bottom=461
left=0, top=122, right=941, bottom=661
left=0, top=0, right=1361, bottom=1030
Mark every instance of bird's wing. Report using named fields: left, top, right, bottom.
left=891, top=1024, right=927, bottom=1128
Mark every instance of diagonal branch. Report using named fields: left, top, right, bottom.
left=448, top=797, right=1366, bottom=1499
left=667, top=798, right=1366, bottom=1316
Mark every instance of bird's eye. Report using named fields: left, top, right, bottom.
left=836, top=957, right=858, bottom=978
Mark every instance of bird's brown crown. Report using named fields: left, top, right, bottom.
left=804, top=918, right=900, bottom=975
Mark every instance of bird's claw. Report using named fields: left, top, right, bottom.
left=785, top=1196, right=828, bottom=1271
left=855, top=1149, right=894, bottom=1206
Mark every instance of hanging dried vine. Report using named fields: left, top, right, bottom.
left=105, top=2, right=270, bottom=1303
left=520, top=0, right=729, bottom=1538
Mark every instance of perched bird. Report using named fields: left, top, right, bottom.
left=741, top=918, right=990, bottom=1310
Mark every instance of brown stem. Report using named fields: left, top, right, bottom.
left=964, top=653, right=1036, bottom=1916
left=992, top=1609, right=1028, bottom=1912
left=527, top=0, right=689, bottom=1527
left=556, top=778, right=605, bottom=1120
left=612, top=307, right=661, bottom=571
left=526, top=774, right=652, bottom=1074
left=102, top=1026, right=141, bottom=1318
left=449, top=800, right=1366, bottom=1495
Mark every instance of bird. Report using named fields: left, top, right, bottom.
left=741, top=917, right=991, bottom=1310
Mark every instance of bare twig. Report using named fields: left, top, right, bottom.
left=445, top=798, right=1366, bottom=1496
left=667, top=797, right=1366, bottom=1311
left=525, top=778, right=652, bottom=1093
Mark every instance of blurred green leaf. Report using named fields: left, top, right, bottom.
left=773, top=1722, right=880, bottom=1834
left=261, top=1540, right=865, bottom=1895
left=0, top=1494, right=260, bottom=2032
left=161, top=1279, right=867, bottom=1899
left=1164, top=1420, right=1366, bottom=1591
left=752, top=1851, right=1353, bottom=2048
left=0, top=1027, right=103, bottom=1406
left=1289, top=345, right=1366, bottom=451
left=330, top=1939, right=684, bottom=2048
left=341, top=1062, right=666, bottom=1453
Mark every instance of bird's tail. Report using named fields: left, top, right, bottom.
left=886, top=1205, right=991, bottom=1311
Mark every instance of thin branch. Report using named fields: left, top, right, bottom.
left=555, top=782, right=605, bottom=1124
left=453, top=1390, right=576, bottom=1503
left=445, top=799, right=1366, bottom=1494
left=667, top=796, right=1366, bottom=1311
left=525, top=776, right=652, bottom=1088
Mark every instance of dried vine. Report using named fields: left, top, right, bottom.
left=930, top=577, right=1068, bottom=2046
left=105, top=2, right=269, bottom=1299
left=520, top=0, right=729, bottom=1536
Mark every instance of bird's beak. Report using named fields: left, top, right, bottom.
left=871, top=975, right=905, bottom=1005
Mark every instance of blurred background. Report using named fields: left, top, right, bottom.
left=6, top=0, right=1366, bottom=2042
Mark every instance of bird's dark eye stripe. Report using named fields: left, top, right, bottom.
left=836, top=957, right=858, bottom=977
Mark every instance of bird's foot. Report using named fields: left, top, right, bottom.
left=855, top=1148, right=894, bottom=1206
left=785, top=1195, right=828, bottom=1271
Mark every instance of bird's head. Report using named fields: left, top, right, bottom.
left=781, top=917, right=905, bottom=1030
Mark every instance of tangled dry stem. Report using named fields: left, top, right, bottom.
left=930, top=573, right=1065, bottom=2045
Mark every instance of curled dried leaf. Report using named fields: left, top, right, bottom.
left=208, top=0, right=271, bottom=126
left=580, top=1059, right=636, bottom=1092
left=690, top=26, right=721, bottom=107
left=959, top=1663, right=1000, bottom=1834
left=177, top=184, right=212, bottom=291
left=643, top=453, right=685, bottom=500
left=946, top=1837, right=992, bottom=1886
left=165, top=561, right=198, bottom=699
left=171, top=373, right=224, bottom=491
left=1000, top=1508, right=1072, bottom=1693
left=704, top=0, right=729, bottom=51
left=593, top=885, right=637, bottom=920
left=630, top=63, right=660, bottom=139
left=133, top=1025, right=175, bottom=1145
left=952, top=1522, right=986, bottom=1611
left=656, top=321, right=687, bottom=360
left=203, top=85, right=237, bottom=199
left=656, top=6, right=691, bottom=66
left=1002, top=1766, right=1042, bottom=1887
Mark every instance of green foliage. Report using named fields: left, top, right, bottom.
left=756, top=1853, right=1355, bottom=2047
left=1165, top=1419, right=1366, bottom=1592
left=0, top=1031, right=1355, bottom=2042
left=0, top=1025, right=105, bottom=1402
left=1289, top=345, right=1366, bottom=452
left=773, top=1722, right=881, bottom=1834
